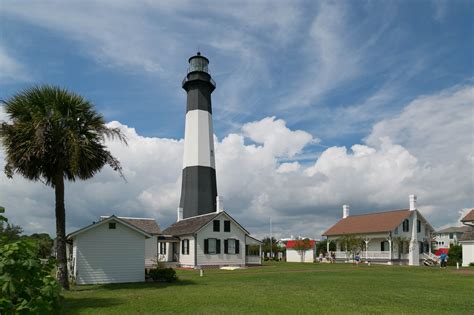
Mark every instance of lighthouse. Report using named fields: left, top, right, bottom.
left=178, top=52, right=218, bottom=220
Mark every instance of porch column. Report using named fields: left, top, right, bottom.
left=259, top=244, right=262, bottom=263
left=388, top=238, right=393, bottom=264
left=364, top=238, right=370, bottom=261
left=326, top=239, right=330, bottom=254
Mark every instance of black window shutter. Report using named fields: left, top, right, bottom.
left=186, top=239, right=189, bottom=255
left=224, top=239, right=228, bottom=254
left=204, top=239, right=209, bottom=254
left=181, top=240, right=184, bottom=254
left=216, top=239, right=221, bottom=254
left=235, top=240, right=240, bottom=254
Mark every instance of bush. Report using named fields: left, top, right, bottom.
left=0, top=239, right=62, bottom=314
left=447, top=245, right=462, bottom=266
left=0, top=209, right=62, bottom=314
left=148, top=268, right=177, bottom=282
left=469, top=262, right=474, bottom=267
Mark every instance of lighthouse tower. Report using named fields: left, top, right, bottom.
left=178, top=52, right=218, bottom=220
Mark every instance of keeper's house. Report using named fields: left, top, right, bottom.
left=459, top=209, right=474, bottom=267
left=322, top=195, right=435, bottom=265
left=158, top=210, right=262, bottom=268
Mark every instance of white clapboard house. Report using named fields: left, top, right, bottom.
left=67, top=215, right=161, bottom=285
left=158, top=209, right=262, bottom=268
left=459, top=209, right=474, bottom=267
left=323, top=195, right=435, bottom=265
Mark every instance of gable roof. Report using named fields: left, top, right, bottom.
left=100, top=216, right=161, bottom=235
left=323, top=209, right=411, bottom=236
left=67, top=215, right=152, bottom=239
left=436, top=226, right=471, bottom=234
left=461, top=209, right=474, bottom=223
left=459, top=227, right=474, bottom=241
left=161, top=211, right=250, bottom=236
left=162, top=212, right=220, bottom=236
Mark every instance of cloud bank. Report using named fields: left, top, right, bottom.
left=0, top=85, right=472, bottom=238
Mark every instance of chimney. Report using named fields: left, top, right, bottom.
left=216, top=196, right=224, bottom=213
left=409, top=194, right=417, bottom=211
left=343, top=205, right=350, bottom=219
left=177, top=207, right=183, bottom=221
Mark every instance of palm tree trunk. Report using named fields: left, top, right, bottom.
left=55, top=172, right=69, bottom=290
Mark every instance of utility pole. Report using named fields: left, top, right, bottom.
left=270, top=217, right=273, bottom=258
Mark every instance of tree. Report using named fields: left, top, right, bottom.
left=0, top=85, right=126, bottom=289
left=340, top=234, right=363, bottom=261
left=262, top=237, right=280, bottom=259
left=291, top=238, right=313, bottom=262
left=25, top=233, right=54, bottom=259
left=0, top=221, right=23, bottom=241
left=448, top=244, right=462, bottom=266
left=316, top=239, right=336, bottom=255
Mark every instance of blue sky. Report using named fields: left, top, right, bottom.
left=0, top=1, right=473, bottom=238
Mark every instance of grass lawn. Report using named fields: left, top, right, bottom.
left=62, top=262, right=474, bottom=314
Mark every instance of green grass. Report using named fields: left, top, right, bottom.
left=62, top=262, right=474, bottom=314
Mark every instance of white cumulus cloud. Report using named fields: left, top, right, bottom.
left=0, top=84, right=472, bottom=239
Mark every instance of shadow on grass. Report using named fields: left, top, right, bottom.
left=61, top=297, right=122, bottom=315
left=69, top=279, right=197, bottom=292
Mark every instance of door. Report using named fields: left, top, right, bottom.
left=172, top=242, right=179, bottom=262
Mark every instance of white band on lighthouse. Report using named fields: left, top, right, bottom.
left=183, top=109, right=216, bottom=169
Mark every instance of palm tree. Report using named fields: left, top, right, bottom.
left=0, top=85, right=126, bottom=289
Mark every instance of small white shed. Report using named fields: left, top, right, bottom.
left=67, top=216, right=151, bottom=285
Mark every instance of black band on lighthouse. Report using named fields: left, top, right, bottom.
left=179, top=166, right=217, bottom=218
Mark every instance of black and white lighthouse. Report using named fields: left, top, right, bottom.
left=178, top=52, right=219, bottom=220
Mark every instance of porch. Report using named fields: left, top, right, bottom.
left=334, top=251, right=409, bottom=261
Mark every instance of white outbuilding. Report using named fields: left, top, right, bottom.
left=459, top=209, right=474, bottom=267
left=67, top=215, right=152, bottom=285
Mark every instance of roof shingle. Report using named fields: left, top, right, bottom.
left=162, top=213, right=219, bottom=236
left=461, top=209, right=474, bottom=223
left=436, top=226, right=471, bottom=234
left=323, top=209, right=411, bottom=236
left=120, top=218, right=161, bottom=235
left=459, top=227, right=474, bottom=241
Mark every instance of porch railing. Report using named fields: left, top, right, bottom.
left=335, top=251, right=391, bottom=260
left=246, top=255, right=262, bottom=264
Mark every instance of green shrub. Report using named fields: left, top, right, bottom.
left=148, top=268, right=177, bottom=282
left=447, top=245, right=462, bottom=266
left=0, top=239, right=62, bottom=314
left=469, top=262, right=474, bottom=267
left=0, top=209, right=62, bottom=314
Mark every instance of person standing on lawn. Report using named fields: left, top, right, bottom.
left=440, top=252, right=448, bottom=268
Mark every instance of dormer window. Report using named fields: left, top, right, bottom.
left=213, top=220, right=220, bottom=232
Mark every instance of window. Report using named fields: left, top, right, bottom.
left=449, top=233, right=453, bottom=239
left=224, top=239, right=240, bottom=254
left=204, top=238, right=220, bottom=254
left=213, top=220, right=220, bottom=232
left=402, top=219, right=409, bottom=232
left=417, top=220, right=421, bottom=233
left=394, top=227, right=399, bottom=235
left=160, top=242, right=166, bottom=255
left=224, top=220, right=231, bottom=232
left=108, top=222, right=116, bottom=229
left=181, top=239, right=189, bottom=255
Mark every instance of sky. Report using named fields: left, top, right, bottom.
left=0, top=0, right=473, bottom=240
